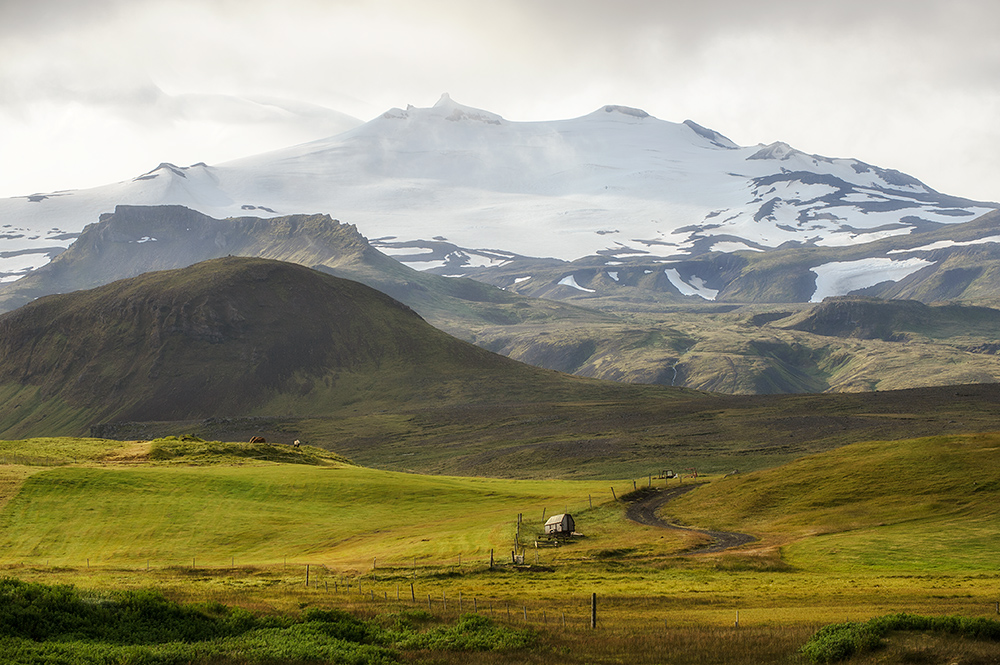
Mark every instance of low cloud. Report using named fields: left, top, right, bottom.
left=1, top=0, right=999, bottom=200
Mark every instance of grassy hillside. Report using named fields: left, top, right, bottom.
left=4, top=433, right=999, bottom=576
left=468, top=300, right=1000, bottom=393
left=0, top=437, right=676, bottom=569
left=3, top=435, right=1000, bottom=663
left=82, top=380, right=1000, bottom=480
left=0, top=257, right=631, bottom=438
left=666, top=432, right=1000, bottom=573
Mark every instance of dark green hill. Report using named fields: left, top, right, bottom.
left=3, top=257, right=1000, bottom=477
left=0, top=257, right=606, bottom=437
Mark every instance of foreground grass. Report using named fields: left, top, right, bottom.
left=2, top=435, right=1000, bottom=663
left=0, top=577, right=533, bottom=664
left=0, top=437, right=663, bottom=569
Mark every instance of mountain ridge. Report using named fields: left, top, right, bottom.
left=1, top=95, right=994, bottom=291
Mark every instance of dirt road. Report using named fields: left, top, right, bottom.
left=624, top=485, right=756, bottom=554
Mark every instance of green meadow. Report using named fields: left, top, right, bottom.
left=1, top=434, right=1000, bottom=663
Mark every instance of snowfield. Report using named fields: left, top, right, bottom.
left=0, top=94, right=995, bottom=289
left=810, top=258, right=934, bottom=302
left=664, top=268, right=720, bottom=301
left=558, top=274, right=596, bottom=293
left=887, top=235, right=1000, bottom=254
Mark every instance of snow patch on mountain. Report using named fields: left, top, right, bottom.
left=711, top=241, right=763, bottom=253
left=887, top=235, right=1000, bottom=254
left=558, top=274, right=596, bottom=293
left=0, top=252, right=53, bottom=281
left=664, top=268, right=719, bottom=300
left=377, top=246, right=436, bottom=256
left=399, top=258, right=447, bottom=270
left=810, top=258, right=933, bottom=302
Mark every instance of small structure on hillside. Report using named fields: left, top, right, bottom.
left=544, top=513, right=575, bottom=536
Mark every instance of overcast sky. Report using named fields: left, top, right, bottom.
left=2, top=0, right=999, bottom=201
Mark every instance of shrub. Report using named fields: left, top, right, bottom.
left=396, top=612, right=535, bottom=652
left=801, top=613, right=1000, bottom=663
left=0, top=578, right=532, bottom=664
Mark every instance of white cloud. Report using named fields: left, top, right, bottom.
left=1, top=0, right=999, bottom=201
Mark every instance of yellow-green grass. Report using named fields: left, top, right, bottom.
left=0, top=437, right=676, bottom=572
left=667, top=432, right=1000, bottom=573
left=4, top=435, right=1000, bottom=664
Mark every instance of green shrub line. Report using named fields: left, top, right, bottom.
left=0, top=578, right=535, bottom=664
left=800, top=612, right=1000, bottom=663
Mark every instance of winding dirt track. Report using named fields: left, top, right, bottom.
left=624, top=485, right=756, bottom=554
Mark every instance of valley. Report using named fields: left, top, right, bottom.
left=1, top=95, right=999, bottom=664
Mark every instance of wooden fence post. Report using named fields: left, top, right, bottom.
left=306, top=564, right=310, bottom=587
left=591, top=593, right=597, bottom=629
left=611, top=487, right=617, bottom=501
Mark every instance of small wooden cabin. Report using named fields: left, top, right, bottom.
left=544, top=513, right=575, bottom=535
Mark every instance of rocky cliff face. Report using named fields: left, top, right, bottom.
left=0, top=205, right=379, bottom=313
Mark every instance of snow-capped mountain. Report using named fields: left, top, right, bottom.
left=1, top=94, right=995, bottom=298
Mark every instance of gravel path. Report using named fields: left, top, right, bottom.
left=624, top=485, right=756, bottom=554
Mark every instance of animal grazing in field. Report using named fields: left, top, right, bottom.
left=248, top=436, right=266, bottom=444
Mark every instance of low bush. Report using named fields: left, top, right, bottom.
left=0, top=579, right=534, bottom=664
left=801, top=613, right=1000, bottom=663
left=396, top=613, right=535, bottom=652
